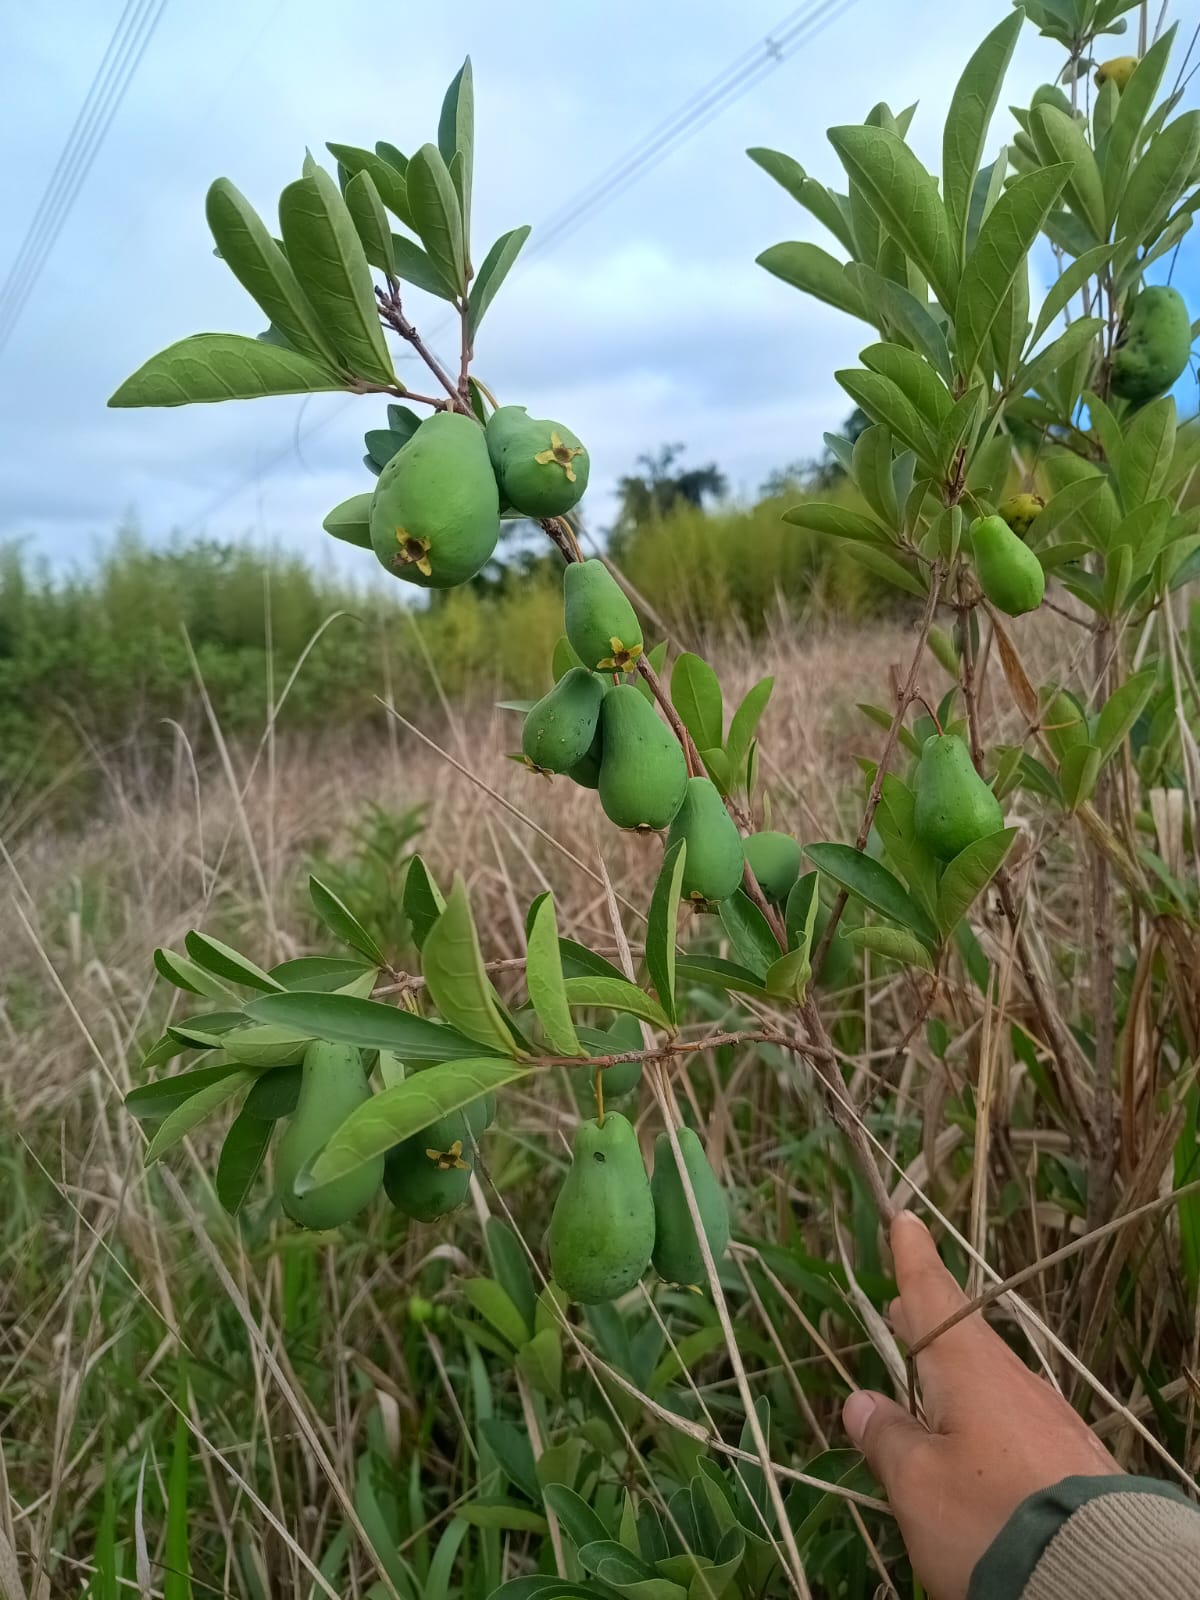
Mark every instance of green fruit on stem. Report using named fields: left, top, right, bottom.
left=996, top=493, right=1045, bottom=540
left=1040, top=687, right=1090, bottom=764
left=565, top=724, right=603, bottom=789
left=574, top=1014, right=643, bottom=1111
left=743, top=831, right=802, bottom=904
left=970, top=515, right=1046, bottom=616
left=666, top=776, right=744, bottom=903
left=384, top=1111, right=474, bottom=1222
left=1095, top=55, right=1137, bottom=91
left=649, top=1128, right=730, bottom=1289
left=1111, top=286, right=1192, bottom=406
left=548, top=1112, right=655, bottom=1304
left=521, top=667, right=605, bottom=774
left=486, top=405, right=590, bottom=517
left=597, top=684, right=688, bottom=830
left=913, top=734, right=1005, bottom=862
left=369, top=412, right=499, bottom=588
left=563, top=559, right=643, bottom=671
left=275, top=1041, right=383, bottom=1229
left=466, top=1092, right=497, bottom=1138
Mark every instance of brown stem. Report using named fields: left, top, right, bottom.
left=1088, top=620, right=1117, bottom=1229
left=635, top=651, right=705, bottom=777
left=377, top=286, right=466, bottom=409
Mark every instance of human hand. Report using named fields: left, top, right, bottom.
left=842, top=1211, right=1120, bottom=1600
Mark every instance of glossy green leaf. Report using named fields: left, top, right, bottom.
left=577, top=1540, right=680, bottom=1593
left=755, top=242, right=871, bottom=322
left=782, top=501, right=887, bottom=544
left=243, top=1062, right=302, bottom=1119
left=243, top=990, right=495, bottom=1061
left=861, top=341, right=953, bottom=430
left=1059, top=742, right=1102, bottom=810
left=422, top=876, right=514, bottom=1053
left=954, top=164, right=1070, bottom=378
left=462, top=1277, right=527, bottom=1348
left=671, top=653, right=723, bottom=751
left=1013, top=315, right=1104, bottom=401
left=215, top=1107, right=273, bottom=1214
left=765, top=945, right=811, bottom=1001
left=847, top=925, right=935, bottom=971
left=308, top=875, right=386, bottom=966
left=827, top=125, right=958, bottom=310
left=543, top=1484, right=609, bottom=1552
left=406, top=142, right=466, bottom=297
left=1116, top=111, right=1200, bottom=266
left=326, top=142, right=413, bottom=226
left=942, top=11, right=1023, bottom=257
left=278, top=166, right=394, bottom=384
left=746, top=147, right=856, bottom=253
left=125, top=1060, right=244, bottom=1120
left=303, top=1057, right=529, bottom=1189
left=152, top=947, right=236, bottom=1001
left=805, top=842, right=939, bottom=948
left=559, top=976, right=669, bottom=1030
left=488, top=1580, right=597, bottom=1599
left=344, top=170, right=395, bottom=278
left=108, top=334, right=343, bottom=407
left=525, top=893, right=584, bottom=1057
left=1118, top=399, right=1176, bottom=512
left=144, top=1071, right=254, bottom=1164
left=184, top=931, right=282, bottom=993
left=837, top=368, right=934, bottom=463
left=1029, top=106, right=1106, bottom=243
left=457, top=1500, right=548, bottom=1535
left=646, top=839, right=687, bottom=1025
left=1095, top=670, right=1158, bottom=763
left=515, top=1327, right=562, bottom=1400
left=438, top=59, right=474, bottom=229
left=725, top=677, right=774, bottom=775
left=387, top=233, right=460, bottom=302
left=1100, top=27, right=1176, bottom=216
left=717, top=891, right=781, bottom=979
left=400, top=856, right=446, bottom=952
left=322, top=492, right=373, bottom=549
left=468, top=224, right=530, bottom=339
left=1030, top=243, right=1116, bottom=345
left=846, top=267, right=955, bottom=384
left=844, top=543, right=927, bottom=598
left=936, top=827, right=1017, bottom=933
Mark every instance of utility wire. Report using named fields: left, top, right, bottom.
left=179, top=0, right=858, bottom=534
left=0, top=0, right=169, bottom=357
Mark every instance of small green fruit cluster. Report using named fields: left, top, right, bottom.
left=365, top=403, right=589, bottom=590
left=548, top=1113, right=730, bottom=1303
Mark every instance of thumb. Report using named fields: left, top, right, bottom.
left=843, top=1390, right=928, bottom=1494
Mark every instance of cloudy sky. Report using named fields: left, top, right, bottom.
left=2, top=0, right=1196, bottom=579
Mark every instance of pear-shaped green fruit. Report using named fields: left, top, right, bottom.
left=565, top=724, right=603, bottom=789
left=971, top=515, right=1045, bottom=616
left=466, top=1092, right=497, bottom=1138
left=486, top=405, right=590, bottom=518
left=1111, top=286, right=1191, bottom=406
left=649, top=1129, right=730, bottom=1289
left=548, top=1112, right=655, bottom=1303
left=1040, top=687, right=1090, bottom=764
left=383, top=1111, right=474, bottom=1222
left=521, top=668, right=605, bottom=774
left=369, top=412, right=499, bottom=589
left=1095, top=54, right=1137, bottom=91
left=275, top=1042, right=383, bottom=1229
left=563, top=559, right=643, bottom=671
left=666, top=777, right=744, bottom=903
left=597, top=684, right=688, bottom=830
left=743, top=831, right=802, bottom=904
left=913, top=734, right=1004, bottom=861
left=996, top=493, right=1045, bottom=540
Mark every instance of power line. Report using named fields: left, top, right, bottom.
left=179, top=0, right=857, bottom=534
left=0, top=0, right=168, bottom=357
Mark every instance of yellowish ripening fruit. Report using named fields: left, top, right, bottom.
left=1094, top=55, right=1137, bottom=92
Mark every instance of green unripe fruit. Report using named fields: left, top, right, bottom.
left=743, top=831, right=802, bottom=904
left=369, top=412, right=499, bottom=588
left=1040, top=687, right=1090, bottom=764
left=913, top=734, right=1005, bottom=862
left=665, top=777, right=744, bottom=903
left=548, top=1112, right=655, bottom=1303
left=384, top=1112, right=473, bottom=1222
left=563, top=559, right=643, bottom=671
left=275, top=1042, right=383, bottom=1229
left=465, top=1092, right=497, bottom=1138
left=997, top=493, right=1045, bottom=540
left=970, top=515, right=1046, bottom=616
left=649, top=1129, right=730, bottom=1289
left=1095, top=55, right=1137, bottom=91
left=597, top=684, right=688, bottom=830
left=486, top=405, right=590, bottom=518
left=1111, top=286, right=1192, bottom=406
left=574, top=1014, right=643, bottom=1111
left=566, top=725, right=603, bottom=789
left=521, top=668, right=605, bottom=774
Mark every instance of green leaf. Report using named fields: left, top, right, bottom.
left=746, top=147, right=856, bottom=253
left=387, top=234, right=460, bottom=302
left=401, top=856, right=446, bottom=952
left=646, top=840, right=687, bottom=1025
left=244, top=990, right=497, bottom=1061
left=125, top=1060, right=245, bottom=1120
left=1095, top=670, right=1158, bottom=763
left=542, top=1485, right=610, bottom=1553
left=846, top=268, right=955, bottom=384
left=1029, top=106, right=1106, bottom=243
left=827, top=125, right=958, bottom=311
left=438, top=58, right=474, bottom=229
left=268, top=956, right=373, bottom=993
left=1059, top=743, right=1102, bottom=810
left=717, top=891, right=781, bottom=979
left=1024, top=474, right=1104, bottom=550
left=673, top=954, right=770, bottom=998
left=577, top=1540, right=679, bottom=1593
left=1115, top=111, right=1200, bottom=265
left=515, top=1327, right=562, bottom=1400
left=422, top=876, right=514, bottom=1053
left=525, top=894, right=584, bottom=1057
left=844, top=543, right=927, bottom=598
left=487, top=1583, right=596, bottom=1600
left=215, top=1106, right=273, bottom=1214
left=1118, top=399, right=1176, bottom=513
left=152, top=947, right=236, bottom=1001
left=847, top=925, right=935, bottom=971
left=307, top=875, right=385, bottom=966
left=725, top=677, right=774, bottom=774
left=458, top=1501, right=548, bottom=1535
left=861, top=342, right=954, bottom=430
left=765, top=945, right=811, bottom=1001
left=936, top=828, right=1017, bottom=933
left=462, top=1277, right=528, bottom=1348
left=468, top=225, right=530, bottom=339
left=559, top=977, right=670, bottom=1031
left=183, top=931, right=283, bottom=993
left=278, top=165, right=394, bottom=385
left=406, top=143, right=466, bottom=297
left=942, top=11, right=1023, bottom=257
left=836, top=368, right=934, bottom=464
left=144, top=1071, right=254, bottom=1165
left=1030, top=243, right=1116, bottom=346
left=954, top=164, right=1070, bottom=378
left=671, top=653, right=723, bottom=751
left=1099, top=27, right=1176, bottom=217
left=326, top=142, right=413, bottom=226
left=205, top=178, right=339, bottom=366
left=344, top=170, right=395, bottom=279
left=755, top=242, right=871, bottom=322
left=322, top=492, right=373, bottom=549
left=303, top=1057, right=529, bottom=1190
left=243, top=1063, right=302, bottom=1119
left=804, top=842, right=939, bottom=948
left=782, top=501, right=888, bottom=544
left=108, top=333, right=343, bottom=407
left=1013, top=316, right=1104, bottom=401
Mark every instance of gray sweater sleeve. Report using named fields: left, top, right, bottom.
left=967, top=1475, right=1200, bottom=1600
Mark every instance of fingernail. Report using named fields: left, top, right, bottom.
left=843, top=1390, right=877, bottom=1444
left=893, top=1210, right=928, bottom=1234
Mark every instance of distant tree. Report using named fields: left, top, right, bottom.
left=614, top=445, right=727, bottom=537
